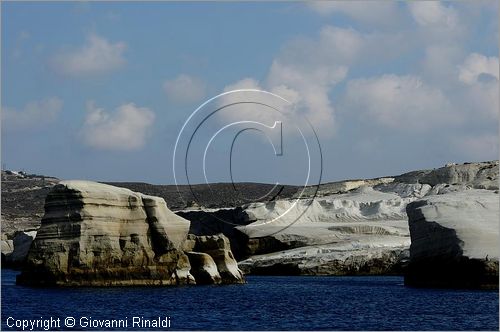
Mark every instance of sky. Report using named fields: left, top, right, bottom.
left=1, top=1, right=499, bottom=185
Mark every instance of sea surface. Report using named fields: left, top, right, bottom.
left=1, top=269, right=498, bottom=331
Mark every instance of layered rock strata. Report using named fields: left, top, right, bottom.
left=10, top=161, right=499, bottom=282
left=178, top=161, right=498, bottom=277
left=16, top=181, right=243, bottom=286
left=184, top=234, right=245, bottom=284
left=236, top=184, right=421, bottom=275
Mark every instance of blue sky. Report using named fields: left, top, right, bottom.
left=2, top=1, right=498, bottom=185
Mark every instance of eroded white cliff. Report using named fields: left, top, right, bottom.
left=17, top=181, right=244, bottom=286
left=236, top=184, right=427, bottom=274
left=405, top=189, right=499, bottom=288
left=236, top=161, right=498, bottom=277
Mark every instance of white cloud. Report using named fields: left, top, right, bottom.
left=266, top=58, right=346, bottom=131
left=408, top=1, right=459, bottom=29
left=219, top=26, right=360, bottom=135
left=408, top=1, right=465, bottom=55
left=219, top=3, right=496, bottom=146
left=458, top=53, right=499, bottom=84
left=275, top=24, right=408, bottom=133
left=52, top=33, right=126, bottom=77
left=272, top=26, right=363, bottom=69
left=220, top=25, right=412, bottom=136
left=409, top=2, right=468, bottom=86
left=344, top=74, right=455, bottom=131
left=219, top=77, right=266, bottom=110
left=2, top=97, right=63, bottom=131
left=462, top=82, right=499, bottom=120
left=214, top=79, right=306, bottom=146
left=307, top=1, right=400, bottom=26
left=458, top=53, right=499, bottom=120
left=421, top=44, right=465, bottom=84
left=216, top=78, right=287, bottom=129
left=163, top=74, right=206, bottom=104
left=81, top=101, right=155, bottom=151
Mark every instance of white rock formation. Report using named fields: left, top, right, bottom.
left=409, top=190, right=499, bottom=260
left=192, top=235, right=245, bottom=283
left=236, top=161, right=498, bottom=276
left=13, top=161, right=497, bottom=281
left=405, top=189, right=499, bottom=288
left=17, top=181, right=244, bottom=286
left=2, top=231, right=37, bottom=267
left=396, top=160, right=498, bottom=190
left=1, top=239, right=14, bottom=262
left=186, top=252, right=222, bottom=284
left=237, top=184, right=431, bottom=274
left=142, top=194, right=191, bottom=252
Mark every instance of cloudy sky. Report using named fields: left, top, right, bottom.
left=2, top=1, right=498, bottom=185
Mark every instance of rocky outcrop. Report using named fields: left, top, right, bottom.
left=239, top=247, right=409, bottom=275
left=177, top=207, right=251, bottom=260
left=235, top=184, right=421, bottom=275
left=405, top=189, right=499, bottom=289
left=172, top=252, right=195, bottom=285
left=183, top=233, right=245, bottom=285
left=178, top=161, right=498, bottom=277
left=2, top=230, right=37, bottom=268
left=186, top=252, right=221, bottom=284
left=1, top=238, right=14, bottom=264
left=395, top=160, right=498, bottom=190
left=191, top=234, right=245, bottom=283
left=16, top=181, right=243, bottom=286
left=8, top=161, right=499, bottom=280
left=296, top=177, right=395, bottom=198
left=178, top=183, right=427, bottom=270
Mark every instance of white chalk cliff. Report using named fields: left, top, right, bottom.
left=230, top=161, right=498, bottom=278
left=13, top=161, right=498, bottom=288
left=405, top=189, right=499, bottom=288
left=17, top=181, right=244, bottom=286
left=237, top=184, right=428, bottom=275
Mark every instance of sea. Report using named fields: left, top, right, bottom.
left=1, top=269, right=498, bottom=331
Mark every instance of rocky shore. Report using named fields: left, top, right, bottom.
left=3, top=160, right=498, bottom=289
left=180, top=161, right=499, bottom=288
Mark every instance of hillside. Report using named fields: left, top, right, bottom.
left=2, top=160, right=497, bottom=237
left=1, top=171, right=297, bottom=235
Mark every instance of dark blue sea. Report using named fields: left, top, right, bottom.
left=1, top=269, right=498, bottom=331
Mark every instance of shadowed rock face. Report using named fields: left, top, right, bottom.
left=1, top=231, right=37, bottom=268
left=405, top=190, right=499, bottom=289
left=186, top=252, right=221, bottom=285
left=176, top=207, right=251, bottom=260
left=16, top=181, right=243, bottom=287
left=187, top=234, right=245, bottom=284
